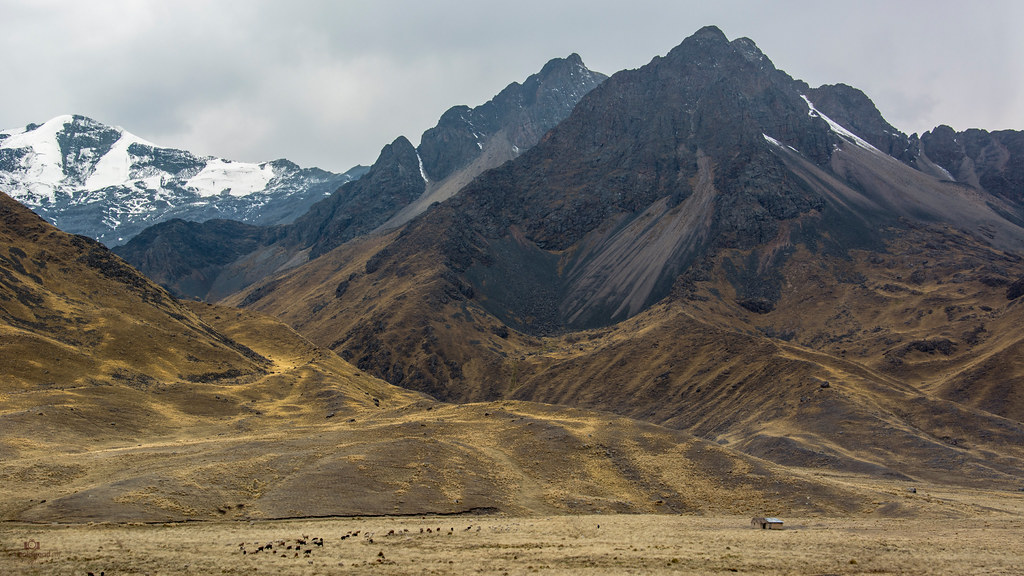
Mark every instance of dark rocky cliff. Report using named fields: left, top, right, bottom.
left=419, top=53, right=606, bottom=182
left=352, top=26, right=1024, bottom=335
left=919, top=125, right=1024, bottom=209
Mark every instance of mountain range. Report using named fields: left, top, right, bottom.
left=114, top=53, right=607, bottom=300
left=0, top=114, right=366, bottom=245
left=2, top=26, right=1024, bottom=523
left=224, top=26, right=1024, bottom=485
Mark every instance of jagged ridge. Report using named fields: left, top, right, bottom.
left=117, top=54, right=607, bottom=300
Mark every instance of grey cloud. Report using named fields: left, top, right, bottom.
left=1, top=0, right=1021, bottom=172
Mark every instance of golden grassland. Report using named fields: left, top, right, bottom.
left=0, top=299, right=886, bottom=523
left=2, top=507, right=1023, bottom=575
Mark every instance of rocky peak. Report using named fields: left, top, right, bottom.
left=267, top=158, right=301, bottom=171
left=919, top=124, right=962, bottom=169
left=690, top=24, right=729, bottom=43
left=372, top=136, right=421, bottom=178
left=729, top=36, right=771, bottom=67
left=537, top=52, right=585, bottom=77
left=661, top=25, right=742, bottom=67
left=293, top=135, right=426, bottom=259
left=418, top=54, right=606, bottom=182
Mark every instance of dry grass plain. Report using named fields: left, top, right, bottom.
left=2, top=505, right=1023, bottom=575
left=4, top=468, right=1024, bottom=575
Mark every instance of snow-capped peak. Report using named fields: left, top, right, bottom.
left=0, top=115, right=74, bottom=202
left=0, top=114, right=361, bottom=245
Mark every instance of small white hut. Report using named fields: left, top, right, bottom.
left=751, top=517, right=784, bottom=530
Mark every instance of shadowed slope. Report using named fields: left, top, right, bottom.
left=110, top=218, right=283, bottom=300
left=230, top=224, right=1024, bottom=488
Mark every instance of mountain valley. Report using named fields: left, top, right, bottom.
left=1, top=25, right=1023, bottom=539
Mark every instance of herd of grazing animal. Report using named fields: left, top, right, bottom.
left=236, top=525, right=480, bottom=565
left=239, top=535, right=325, bottom=558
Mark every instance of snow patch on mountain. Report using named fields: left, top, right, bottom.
left=416, top=151, right=429, bottom=183
left=185, top=158, right=276, bottom=198
left=85, top=129, right=157, bottom=192
left=762, top=133, right=799, bottom=153
left=801, top=95, right=883, bottom=154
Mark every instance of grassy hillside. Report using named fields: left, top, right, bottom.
left=229, top=220, right=1024, bottom=488
left=2, top=191, right=901, bottom=523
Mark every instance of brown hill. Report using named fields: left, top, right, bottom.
left=0, top=193, right=271, bottom=399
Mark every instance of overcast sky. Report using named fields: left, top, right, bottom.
left=2, top=0, right=1021, bottom=172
